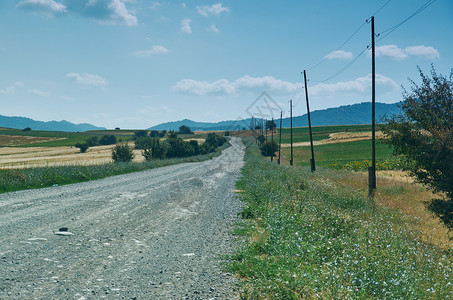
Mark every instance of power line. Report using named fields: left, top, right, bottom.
left=372, top=0, right=393, bottom=16
left=307, top=21, right=367, bottom=71
left=376, top=0, right=437, bottom=43
left=306, top=0, right=394, bottom=72
left=314, top=47, right=368, bottom=84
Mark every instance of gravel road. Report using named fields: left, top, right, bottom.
left=0, top=137, right=245, bottom=299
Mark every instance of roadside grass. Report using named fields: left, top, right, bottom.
left=227, top=140, right=452, bottom=299
left=0, top=141, right=230, bottom=193
left=279, top=139, right=394, bottom=168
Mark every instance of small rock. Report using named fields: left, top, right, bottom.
left=54, top=232, right=73, bottom=236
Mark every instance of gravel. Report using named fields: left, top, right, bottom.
left=0, top=137, right=245, bottom=299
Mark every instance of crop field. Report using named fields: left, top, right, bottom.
left=0, top=128, right=209, bottom=169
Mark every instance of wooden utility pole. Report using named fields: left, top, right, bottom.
left=290, top=100, right=293, bottom=166
left=278, top=111, right=282, bottom=165
left=369, top=16, right=377, bottom=198
left=271, top=118, right=274, bottom=162
left=304, top=70, right=316, bottom=172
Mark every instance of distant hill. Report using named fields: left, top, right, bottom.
left=0, top=115, right=106, bottom=132
left=149, top=102, right=401, bottom=131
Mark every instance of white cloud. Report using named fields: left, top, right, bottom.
left=311, top=74, right=399, bottom=96
left=405, top=45, right=440, bottom=59
left=374, top=45, right=408, bottom=60
left=325, top=50, right=353, bottom=60
left=65, top=72, right=109, bottom=87
left=196, top=3, right=229, bottom=16
left=173, top=75, right=298, bottom=96
left=134, top=45, right=169, bottom=57
left=16, top=0, right=66, bottom=16
left=173, top=74, right=399, bottom=97
left=0, top=82, right=24, bottom=94
left=207, top=24, right=220, bottom=33
left=29, top=89, right=50, bottom=97
left=180, top=19, right=192, bottom=34
left=104, top=0, right=138, bottom=26
left=369, top=44, right=440, bottom=61
left=18, top=0, right=138, bottom=26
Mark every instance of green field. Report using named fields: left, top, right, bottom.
left=280, top=139, right=394, bottom=168
left=0, top=128, right=137, bottom=147
left=274, top=124, right=373, bottom=144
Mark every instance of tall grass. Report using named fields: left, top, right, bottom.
left=0, top=142, right=230, bottom=193
left=227, top=140, right=452, bottom=299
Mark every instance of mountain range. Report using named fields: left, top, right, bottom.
left=0, top=115, right=105, bottom=132
left=149, top=102, right=402, bottom=131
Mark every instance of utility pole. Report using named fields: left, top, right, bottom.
left=369, top=16, right=377, bottom=198
left=304, top=70, right=316, bottom=172
left=290, top=100, right=293, bottom=166
left=278, top=111, right=282, bottom=165
left=271, top=117, right=274, bottom=162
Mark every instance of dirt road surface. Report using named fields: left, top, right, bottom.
left=0, top=138, right=245, bottom=299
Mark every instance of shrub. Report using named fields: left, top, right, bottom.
left=134, top=136, right=153, bottom=149
left=142, top=147, right=153, bottom=161
left=260, top=140, right=278, bottom=157
left=141, top=138, right=167, bottom=160
left=86, top=136, right=99, bottom=147
left=99, top=134, right=117, bottom=145
left=134, top=130, right=148, bottom=139
left=75, top=143, right=89, bottom=153
left=112, top=143, right=135, bottom=162
left=166, top=132, right=194, bottom=158
left=149, top=130, right=159, bottom=137
left=158, top=130, right=167, bottom=138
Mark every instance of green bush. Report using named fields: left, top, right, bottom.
left=112, top=143, right=135, bottom=162
left=260, top=140, right=278, bottom=157
left=141, top=138, right=167, bottom=160
left=99, top=134, right=117, bottom=145
left=166, top=132, right=194, bottom=158
left=75, top=142, right=89, bottom=153
left=86, top=136, right=99, bottom=147
left=134, top=136, right=154, bottom=149
left=134, top=130, right=148, bottom=139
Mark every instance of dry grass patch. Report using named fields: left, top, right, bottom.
left=334, top=171, right=452, bottom=248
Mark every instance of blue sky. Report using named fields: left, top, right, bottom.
left=0, top=0, right=452, bottom=129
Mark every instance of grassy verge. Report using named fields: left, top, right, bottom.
left=227, top=140, right=452, bottom=299
left=0, top=142, right=230, bottom=194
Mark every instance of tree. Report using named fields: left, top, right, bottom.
left=22, top=127, right=31, bottom=132
left=134, top=130, right=148, bottom=139
left=178, top=125, right=193, bottom=134
left=99, top=134, right=117, bottom=145
left=260, top=140, right=278, bottom=157
left=149, top=130, right=159, bottom=137
left=86, top=136, right=99, bottom=147
left=382, top=66, right=453, bottom=227
left=265, top=120, right=276, bottom=131
left=112, top=143, right=135, bottom=162
left=75, top=143, right=89, bottom=153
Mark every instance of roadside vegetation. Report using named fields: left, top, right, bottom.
left=227, top=139, right=452, bottom=299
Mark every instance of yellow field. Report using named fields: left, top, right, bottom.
left=0, top=144, right=145, bottom=169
